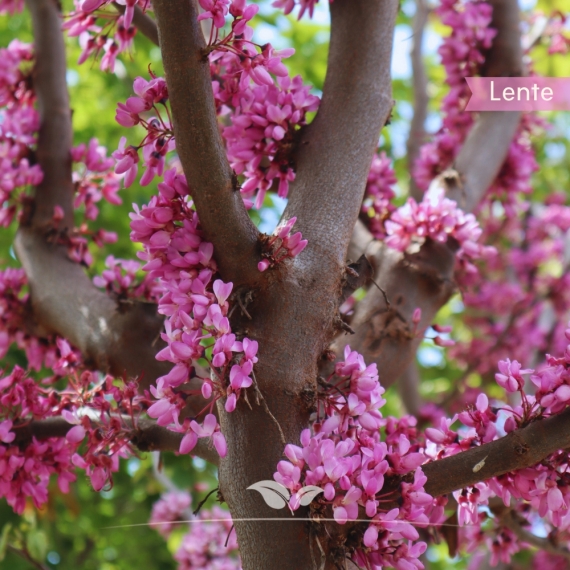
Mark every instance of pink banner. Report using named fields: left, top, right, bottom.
left=465, top=77, right=570, bottom=111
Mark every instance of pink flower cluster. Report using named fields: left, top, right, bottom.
left=129, top=168, right=258, bottom=457
left=486, top=116, right=540, bottom=212
left=93, top=255, right=160, bottom=301
left=0, top=40, right=43, bottom=227
left=0, top=0, right=23, bottom=14
left=174, top=507, right=241, bottom=570
left=58, top=138, right=122, bottom=265
left=451, top=197, right=570, bottom=375
left=384, top=186, right=493, bottom=270
left=150, top=490, right=241, bottom=568
left=221, top=73, right=319, bottom=208
left=0, top=366, right=78, bottom=513
left=150, top=490, right=192, bottom=538
left=533, top=550, right=569, bottom=570
left=50, top=373, right=147, bottom=493
left=203, top=3, right=319, bottom=207
left=272, top=0, right=319, bottom=20
left=462, top=517, right=520, bottom=567
left=545, top=12, right=570, bottom=55
left=413, top=0, right=496, bottom=190
left=361, top=152, right=397, bottom=240
left=0, top=353, right=162, bottom=513
left=360, top=155, right=493, bottom=281
left=63, top=0, right=147, bottom=72
left=72, top=138, right=121, bottom=217
left=274, top=346, right=438, bottom=570
left=111, top=1, right=319, bottom=209
left=113, top=74, right=173, bottom=188
left=0, top=268, right=82, bottom=372
left=257, top=216, right=307, bottom=272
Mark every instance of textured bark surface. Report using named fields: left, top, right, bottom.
left=15, top=229, right=170, bottom=388
left=153, top=0, right=261, bottom=286
left=213, top=0, right=399, bottom=566
left=407, top=0, right=429, bottom=201
left=423, top=407, right=570, bottom=497
left=333, top=234, right=457, bottom=389
left=24, top=0, right=74, bottom=229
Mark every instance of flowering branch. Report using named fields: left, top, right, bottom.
left=421, top=406, right=570, bottom=498
left=334, top=234, right=456, bottom=389
left=284, top=0, right=399, bottom=265
left=497, top=508, right=570, bottom=561
left=152, top=0, right=260, bottom=285
left=14, top=0, right=184, bottom=394
left=336, top=0, right=524, bottom=390
left=11, top=414, right=220, bottom=464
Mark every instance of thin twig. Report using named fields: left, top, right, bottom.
left=224, top=524, right=235, bottom=548
left=193, top=487, right=219, bottom=516
left=7, top=545, right=49, bottom=570
left=242, top=390, right=253, bottom=410
left=499, top=509, right=570, bottom=561
left=237, top=290, right=253, bottom=320
left=252, top=371, right=286, bottom=446
left=369, top=277, right=390, bottom=308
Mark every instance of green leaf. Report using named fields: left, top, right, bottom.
left=0, top=523, right=12, bottom=561
left=26, top=529, right=47, bottom=562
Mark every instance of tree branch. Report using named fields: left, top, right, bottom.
left=496, top=508, right=570, bottom=561
left=7, top=545, right=49, bottom=570
left=337, top=0, right=524, bottom=388
left=16, top=0, right=181, bottom=395
left=112, top=2, right=159, bottom=46
left=422, top=407, right=570, bottom=498
left=347, top=219, right=376, bottom=264
left=407, top=0, right=429, bottom=201
left=15, top=230, right=170, bottom=391
left=324, top=409, right=570, bottom=563
left=11, top=414, right=219, bottom=465
left=284, top=0, right=399, bottom=267
left=25, top=0, right=74, bottom=229
left=151, top=0, right=260, bottom=285
left=449, top=0, right=524, bottom=211
left=334, top=234, right=456, bottom=388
